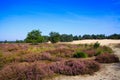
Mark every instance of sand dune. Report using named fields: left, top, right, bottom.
left=65, top=39, right=120, bottom=45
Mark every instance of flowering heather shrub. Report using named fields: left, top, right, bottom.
left=95, top=53, right=119, bottom=63
left=0, top=44, right=18, bottom=52
left=83, top=60, right=100, bottom=74
left=20, top=53, right=40, bottom=62
left=40, top=52, right=52, bottom=61
left=20, top=51, right=62, bottom=62
left=0, top=62, right=54, bottom=80
left=50, top=60, right=100, bottom=75
left=20, top=52, right=54, bottom=62
left=47, top=48, right=75, bottom=58
left=0, top=44, right=29, bottom=52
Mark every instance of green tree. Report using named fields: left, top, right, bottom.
left=4, top=40, right=8, bottom=43
left=25, top=30, right=44, bottom=44
left=49, top=32, right=60, bottom=43
left=73, top=35, right=79, bottom=40
left=16, top=40, right=24, bottom=43
left=43, top=36, right=49, bottom=42
left=78, top=35, right=82, bottom=40
left=91, top=34, right=97, bottom=39
left=82, top=34, right=92, bottom=39
left=60, top=34, right=73, bottom=42
left=108, top=34, right=120, bottom=39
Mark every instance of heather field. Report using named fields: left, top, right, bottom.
left=0, top=41, right=119, bottom=80
left=1, top=0, right=120, bottom=80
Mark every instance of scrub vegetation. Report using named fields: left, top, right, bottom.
left=0, top=42, right=119, bottom=80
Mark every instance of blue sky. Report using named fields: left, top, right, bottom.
left=0, top=0, right=120, bottom=40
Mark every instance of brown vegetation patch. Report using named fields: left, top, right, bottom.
left=83, top=49, right=96, bottom=57
left=95, top=53, right=119, bottom=63
left=50, top=60, right=100, bottom=75
left=46, top=48, right=75, bottom=58
left=0, top=62, right=54, bottom=80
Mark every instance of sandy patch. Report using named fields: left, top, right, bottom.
left=63, top=39, right=120, bottom=46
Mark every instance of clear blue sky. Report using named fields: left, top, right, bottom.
left=0, top=0, right=120, bottom=41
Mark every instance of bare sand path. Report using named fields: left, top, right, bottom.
left=53, top=40, right=120, bottom=80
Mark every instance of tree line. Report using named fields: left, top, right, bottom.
left=1, top=29, right=120, bottom=44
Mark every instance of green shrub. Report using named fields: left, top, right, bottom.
left=96, top=46, right=113, bottom=55
left=73, top=52, right=88, bottom=58
left=84, top=44, right=88, bottom=47
left=102, top=46, right=113, bottom=53
left=95, top=51, right=102, bottom=56
left=94, top=42, right=100, bottom=49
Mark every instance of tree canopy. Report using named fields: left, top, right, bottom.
left=49, top=32, right=60, bottom=43
left=25, top=30, right=44, bottom=44
left=60, top=34, right=73, bottom=42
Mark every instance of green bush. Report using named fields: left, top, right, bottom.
left=95, top=51, right=102, bottom=56
left=102, top=46, right=113, bottom=53
left=96, top=46, right=113, bottom=55
left=94, top=42, right=100, bottom=49
left=73, top=52, right=88, bottom=58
